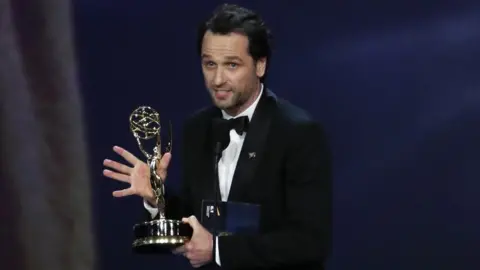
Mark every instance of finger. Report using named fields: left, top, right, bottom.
left=185, top=251, right=198, bottom=261
left=158, top=152, right=172, bottom=170
left=172, top=245, right=186, bottom=255
left=185, top=242, right=194, bottom=252
left=103, top=159, right=132, bottom=174
left=156, top=152, right=171, bottom=180
left=113, top=146, right=140, bottom=166
left=188, top=257, right=204, bottom=268
left=112, top=188, right=135, bottom=197
left=182, top=215, right=200, bottom=229
left=191, top=262, right=203, bottom=268
left=103, top=169, right=130, bottom=183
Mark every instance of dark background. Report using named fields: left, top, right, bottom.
left=73, top=1, right=480, bottom=269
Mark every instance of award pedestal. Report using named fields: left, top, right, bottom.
left=132, top=219, right=193, bottom=253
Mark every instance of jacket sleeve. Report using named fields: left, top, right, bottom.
left=165, top=122, right=195, bottom=220
left=218, top=121, right=332, bottom=269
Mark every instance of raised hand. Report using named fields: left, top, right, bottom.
left=103, top=145, right=171, bottom=205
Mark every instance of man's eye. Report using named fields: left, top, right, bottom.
left=228, top=63, right=238, bottom=68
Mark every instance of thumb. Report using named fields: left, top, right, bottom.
left=156, top=152, right=171, bottom=179
left=182, top=215, right=200, bottom=230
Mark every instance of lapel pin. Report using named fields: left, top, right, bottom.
left=248, top=152, right=256, bottom=159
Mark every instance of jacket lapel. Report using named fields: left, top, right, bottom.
left=195, top=108, right=222, bottom=202
left=227, top=89, right=276, bottom=201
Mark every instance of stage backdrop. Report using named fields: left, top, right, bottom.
left=73, top=1, right=480, bottom=269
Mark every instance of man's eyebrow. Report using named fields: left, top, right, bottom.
left=200, top=54, right=243, bottom=62
left=224, top=56, right=243, bottom=62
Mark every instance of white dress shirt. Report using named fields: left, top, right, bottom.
left=144, top=84, right=264, bottom=266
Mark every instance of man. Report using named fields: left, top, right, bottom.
left=103, top=3, right=331, bottom=270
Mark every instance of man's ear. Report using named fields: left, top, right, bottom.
left=255, top=58, right=267, bottom=78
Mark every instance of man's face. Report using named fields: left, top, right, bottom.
left=201, top=31, right=266, bottom=115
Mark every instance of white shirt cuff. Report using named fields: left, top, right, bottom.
left=143, top=200, right=158, bottom=219
left=215, top=236, right=221, bottom=266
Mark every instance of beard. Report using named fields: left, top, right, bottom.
left=206, top=77, right=259, bottom=114
left=209, top=87, right=249, bottom=112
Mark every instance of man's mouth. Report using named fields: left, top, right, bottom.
left=214, top=90, right=232, bottom=100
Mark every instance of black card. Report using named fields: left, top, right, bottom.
left=201, top=200, right=261, bottom=236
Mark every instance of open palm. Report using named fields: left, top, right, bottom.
left=103, top=145, right=171, bottom=204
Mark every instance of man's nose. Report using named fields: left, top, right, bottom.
left=213, top=69, right=226, bottom=87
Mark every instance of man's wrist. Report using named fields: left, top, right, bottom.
left=145, top=197, right=156, bottom=207
left=143, top=200, right=159, bottom=219
left=145, top=189, right=157, bottom=206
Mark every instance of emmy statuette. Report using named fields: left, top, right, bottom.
left=129, top=106, right=192, bottom=253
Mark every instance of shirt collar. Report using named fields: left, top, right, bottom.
left=221, top=83, right=264, bottom=121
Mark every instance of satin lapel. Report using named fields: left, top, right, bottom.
left=227, top=89, right=276, bottom=201
left=196, top=108, right=222, bottom=202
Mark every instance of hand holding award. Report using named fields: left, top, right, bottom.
left=103, top=106, right=192, bottom=253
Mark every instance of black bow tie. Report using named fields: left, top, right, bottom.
left=222, top=116, right=249, bottom=135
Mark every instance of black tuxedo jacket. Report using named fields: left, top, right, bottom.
left=165, top=89, right=332, bottom=270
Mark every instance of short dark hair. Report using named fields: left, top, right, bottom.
left=197, top=4, right=273, bottom=83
